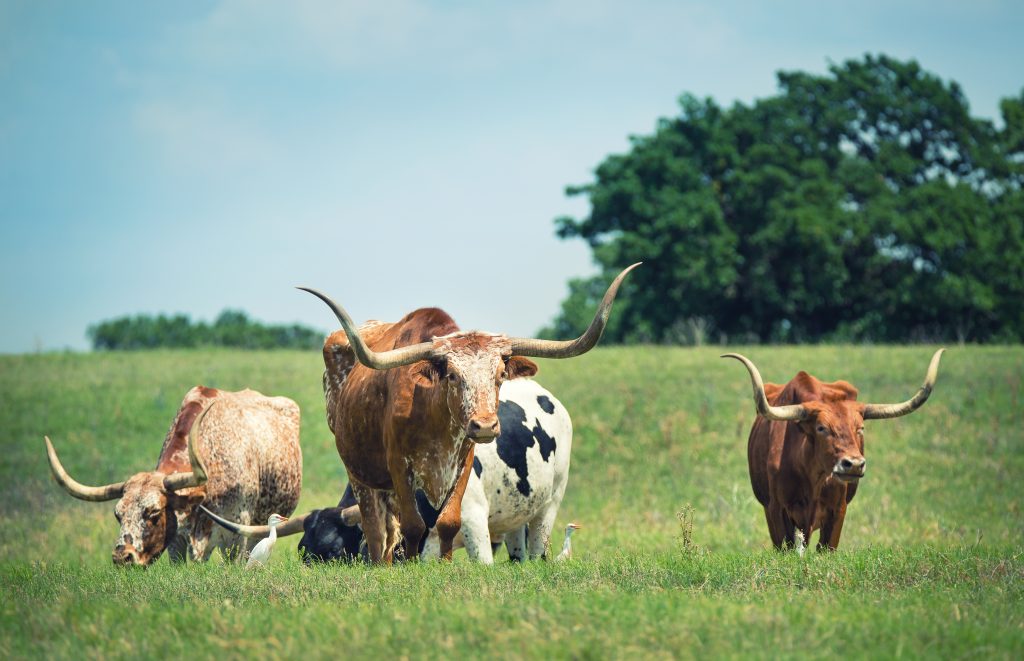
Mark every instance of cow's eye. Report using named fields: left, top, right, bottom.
left=114, top=510, right=122, bottom=523
left=446, top=372, right=458, bottom=382
left=857, top=427, right=865, bottom=436
left=816, top=425, right=828, bottom=434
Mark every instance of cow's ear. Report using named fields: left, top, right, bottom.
left=414, top=360, right=440, bottom=388
left=170, top=490, right=206, bottom=511
left=506, top=357, right=538, bottom=379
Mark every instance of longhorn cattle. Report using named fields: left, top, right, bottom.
left=298, top=264, right=638, bottom=563
left=44, top=387, right=302, bottom=566
left=722, top=350, right=944, bottom=551
left=210, top=378, right=576, bottom=563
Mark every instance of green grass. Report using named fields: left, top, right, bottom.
left=2, top=346, right=1023, bottom=658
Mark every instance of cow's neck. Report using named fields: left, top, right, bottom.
left=781, top=427, right=826, bottom=503
left=795, top=433, right=833, bottom=495
left=406, top=405, right=471, bottom=509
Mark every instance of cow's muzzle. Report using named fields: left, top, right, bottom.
left=466, top=417, right=500, bottom=442
left=112, top=544, right=145, bottom=567
left=833, top=456, right=866, bottom=482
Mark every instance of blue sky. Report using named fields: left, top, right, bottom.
left=2, top=1, right=1022, bottom=352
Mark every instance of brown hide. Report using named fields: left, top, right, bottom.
left=155, top=388, right=219, bottom=475
left=322, top=308, right=537, bottom=563
left=747, top=372, right=867, bottom=551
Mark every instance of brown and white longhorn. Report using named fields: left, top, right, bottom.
left=297, top=263, right=640, bottom=563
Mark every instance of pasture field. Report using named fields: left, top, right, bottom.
left=1, top=346, right=1022, bottom=658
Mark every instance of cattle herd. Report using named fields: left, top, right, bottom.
left=44, top=263, right=946, bottom=566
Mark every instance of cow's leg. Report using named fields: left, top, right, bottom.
left=186, top=513, right=216, bottom=561
left=167, top=533, right=189, bottom=563
left=764, top=500, right=791, bottom=549
left=421, top=529, right=441, bottom=560
left=435, top=447, right=475, bottom=560
left=385, top=510, right=405, bottom=561
left=460, top=504, right=492, bottom=565
left=817, top=506, right=846, bottom=551
left=458, top=464, right=492, bottom=564
left=504, top=526, right=527, bottom=562
left=527, top=505, right=559, bottom=560
left=817, top=486, right=848, bottom=551
left=388, top=462, right=427, bottom=561
left=421, top=529, right=468, bottom=561
left=351, top=481, right=389, bottom=564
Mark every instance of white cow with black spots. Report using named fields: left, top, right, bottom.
left=421, top=378, right=573, bottom=564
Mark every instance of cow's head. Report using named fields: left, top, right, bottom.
left=44, top=404, right=212, bottom=566
left=723, top=350, right=944, bottom=483
left=423, top=332, right=537, bottom=441
left=299, top=263, right=640, bottom=443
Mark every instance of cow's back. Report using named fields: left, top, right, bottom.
left=747, top=382, right=789, bottom=507
left=185, top=388, right=302, bottom=525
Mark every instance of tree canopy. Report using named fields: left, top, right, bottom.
left=544, top=55, right=1024, bottom=344
left=88, top=309, right=324, bottom=350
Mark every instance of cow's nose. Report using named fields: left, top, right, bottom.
left=838, top=457, right=866, bottom=473
left=467, top=417, right=500, bottom=441
left=113, top=545, right=140, bottom=566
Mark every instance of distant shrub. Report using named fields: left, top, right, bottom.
left=87, top=309, right=324, bottom=350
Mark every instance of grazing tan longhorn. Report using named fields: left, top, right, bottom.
left=45, top=387, right=302, bottom=565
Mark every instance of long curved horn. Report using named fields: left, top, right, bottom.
left=199, top=505, right=309, bottom=539
left=508, top=263, right=642, bottom=358
left=44, top=436, right=126, bottom=502
left=721, top=353, right=808, bottom=422
left=862, top=349, right=945, bottom=420
left=340, top=504, right=361, bottom=525
left=297, top=287, right=439, bottom=370
left=163, top=401, right=214, bottom=492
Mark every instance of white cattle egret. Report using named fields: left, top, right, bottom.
left=246, top=513, right=288, bottom=568
left=555, top=523, right=581, bottom=561
left=794, top=529, right=806, bottom=558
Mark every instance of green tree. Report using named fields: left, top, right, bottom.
left=545, top=55, right=1024, bottom=343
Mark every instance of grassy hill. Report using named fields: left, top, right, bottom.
left=1, top=346, right=1022, bottom=658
